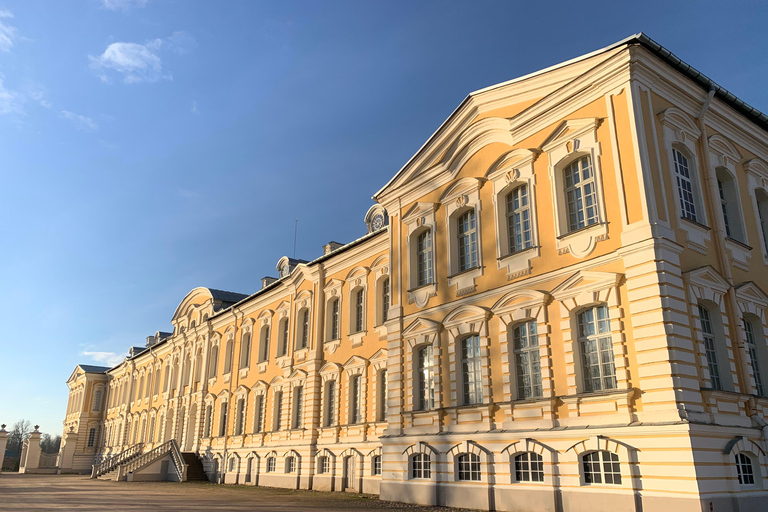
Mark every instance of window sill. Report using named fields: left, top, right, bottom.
left=447, top=266, right=482, bottom=297
left=679, top=216, right=710, bottom=231
left=498, top=245, right=540, bottom=279
left=557, top=221, right=604, bottom=240
left=678, top=216, right=712, bottom=255
left=555, top=221, right=608, bottom=258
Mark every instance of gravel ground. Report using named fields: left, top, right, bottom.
left=0, top=474, right=478, bottom=511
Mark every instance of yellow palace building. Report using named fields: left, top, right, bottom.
left=59, top=34, right=768, bottom=512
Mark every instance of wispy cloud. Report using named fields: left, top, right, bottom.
left=89, top=32, right=195, bottom=84
left=0, top=78, right=22, bottom=115
left=0, top=9, right=17, bottom=52
left=61, top=110, right=98, bottom=131
left=80, top=351, right=124, bottom=367
left=100, top=0, right=149, bottom=12
left=26, top=84, right=51, bottom=108
left=191, top=100, right=199, bottom=115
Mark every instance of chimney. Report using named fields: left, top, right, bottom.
left=323, top=241, right=344, bottom=255
left=261, top=276, right=278, bottom=289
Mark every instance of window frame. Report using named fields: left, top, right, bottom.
left=577, top=305, right=617, bottom=393
left=456, top=453, right=481, bottom=481
left=513, top=320, right=542, bottom=399
left=410, top=453, right=431, bottom=480
left=582, top=450, right=622, bottom=486
left=460, top=334, right=483, bottom=406
left=513, top=451, right=544, bottom=483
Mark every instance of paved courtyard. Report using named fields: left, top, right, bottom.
left=0, top=474, right=475, bottom=511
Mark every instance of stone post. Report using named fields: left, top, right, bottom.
left=19, top=425, right=42, bottom=474
left=0, top=424, right=8, bottom=471
left=57, top=426, right=78, bottom=474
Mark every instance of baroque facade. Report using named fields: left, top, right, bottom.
left=60, top=34, right=768, bottom=512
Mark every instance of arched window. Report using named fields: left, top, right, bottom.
left=506, top=184, right=532, bottom=253
left=461, top=335, right=482, bottom=405
left=514, top=452, right=543, bottom=482
left=456, top=210, right=478, bottom=271
left=582, top=451, right=621, bottom=485
left=564, top=156, right=599, bottom=231
left=154, top=368, right=162, bottom=395
left=204, top=405, right=212, bottom=438
left=456, top=453, right=481, bottom=481
left=744, top=318, right=765, bottom=396
left=416, top=229, right=433, bottom=286
left=349, top=375, right=362, bottom=424
left=578, top=306, right=616, bottom=392
left=324, top=380, right=336, bottom=427
left=223, top=339, right=234, bottom=374
left=298, top=308, right=309, bottom=349
left=137, top=376, right=144, bottom=402
left=672, top=148, right=698, bottom=222
left=239, top=332, right=251, bottom=369
left=266, top=457, right=276, bottom=473
left=163, top=365, right=170, bottom=392
left=717, top=168, right=745, bottom=241
left=380, top=278, right=390, bottom=324
left=735, top=453, right=756, bottom=485
left=87, top=427, right=97, bottom=447
left=285, top=456, right=295, bottom=473
left=279, top=318, right=290, bottom=357
left=514, top=321, right=542, bottom=399
left=372, top=455, right=382, bottom=475
left=417, top=346, right=434, bottom=410
left=258, top=325, right=270, bottom=363
left=698, top=305, right=722, bottom=390
left=253, top=394, right=264, bottom=433
left=328, top=298, right=340, bottom=340
left=756, top=189, right=768, bottom=253
left=353, top=288, right=365, bottom=333
left=292, top=386, right=303, bottom=429
left=194, top=352, right=202, bottom=383
left=411, top=453, right=430, bottom=479
left=92, top=389, right=103, bottom=411
left=318, top=456, right=329, bottom=474
left=228, top=457, right=237, bottom=472
left=208, top=345, right=218, bottom=379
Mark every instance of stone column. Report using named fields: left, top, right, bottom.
left=19, top=425, right=42, bottom=473
left=57, top=426, right=78, bottom=474
left=0, top=424, right=8, bottom=471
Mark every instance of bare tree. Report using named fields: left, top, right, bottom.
left=6, top=419, right=32, bottom=456
left=39, top=433, right=62, bottom=454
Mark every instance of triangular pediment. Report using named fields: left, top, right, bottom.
left=402, top=317, right=442, bottom=336
left=442, top=304, right=490, bottom=327
left=319, top=362, right=342, bottom=375
left=343, top=355, right=368, bottom=369
left=551, top=271, right=622, bottom=300
left=736, top=282, right=768, bottom=307
left=683, top=266, right=730, bottom=294
left=541, top=118, right=599, bottom=153
left=402, top=202, right=437, bottom=224
left=288, top=369, right=307, bottom=381
left=492, top=289, right=549, bottom=314
left=67, top=368, right=83, bottom=384
left=251, top=380, right=270, bottom=392
left=370, top=348, right=388, bottom=362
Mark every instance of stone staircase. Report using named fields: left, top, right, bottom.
left=92, top=440, right=191, bottom=482
left=181, top=452, right=209, bottom=482
left=92, top=443, right=144, bottom=480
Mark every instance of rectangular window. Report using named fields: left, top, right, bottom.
left=514, top=321, right=542, bottom=399
left=300, top=310, right=309, bottom=349
left=280, top=320, right=289, bottom=357
left=93, top=389, right=103, bottom=411
left=87, top=427, right=97, bottom=447
left=744, top=319, right=764, bottom=396
left=461, top=335, right=483, bottom=405
left=219, top=404, right=228, bottom=437
left=204, top=405, right=212, bottom=437
left=330, top=300, right=340, bottom=340
left=373, top=455, right=382, bottom=476
left=578, top=306, right=616, bottom=392
left=292, top=387, right=303, bottom=429
left=736, top=453, right=755, bottom=485
left=418, top=346, right=435, bottom=410
left=354, top=289, right=365, bottom=333
left=506, top=185, right=532, bottom=253
left=235, top=398, right=245, bottom=435
left=457, top=453, right=481, bottom=481
left=259, top=326, right=270, bottom=363
left=411, top=453, right=430, bottom=479
left=515, top=452, right=544, bottom=482
left=564, top=156, right=599, bottom=231
left=673, top=149, right=698, bottom=222
left=718, top=179, right=732, bottom=237
left=381, top=279, right=389, bottom=323
left=325, top=381, right=336, bottom=427
left=254, top=395, right=264, bottom=433
left=350, top=375, right=362, bottom=424
left=378, top=370, right=388, bottom=421
left=457, top=210, right=478, bottom=271
left=273, top=391, right=282, bottom=431
left=698, top=305, right=722, bottom=390
left=416, top=230, right=433, bottom=286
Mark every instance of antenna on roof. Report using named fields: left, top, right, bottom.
left=293, top=219, right=298, bottom=259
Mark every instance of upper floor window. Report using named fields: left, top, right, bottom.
left=208, top=345, right=218, bottom=379
left=279, top=318, right=290, bottom=357
left=417, top=345, right=434, bottom=410
left=461, top=335, right=483, bottom=405
left=372, top=455, right=382, bottom=475
left=87, top=427, right=97, bottom=447
left=204, top=404, right=212, bottom=437
left=273, top=391, right=283, bottom=431
left=349, top=375, right=362, bottom=424
left=673, top=148, right=698, bottom=222
left=324, top=380, right=336, bottom=427
left=234, top=398, right=246, bottom=435
left=514, top=452, right=543, bottom=482
left=698, top=305, right=722, bottom=390
left=353, top=288, right=365, bottom=333
left=564, top=156, right=599, bottom=231
left=239, top=332, right=251, bottom=369
left=378, top=369, right=388, bottom=422
left=456, top=453, right=481, bottom=481
left=736, top=453, right=756, bottom=485
left=219, top=402, right=228, bottom=437
left=380, top=278, right=390, bottom=323
left=411, top=453, right=430, bottom=479
left=506, top=185, right=532, bottom=253
left=416, top=230, right=434, bottom=286
left=583, top=451, right=621, bottom=485
left=298, top=309, right=309, bottom=349
left=253, top=395, right=264, bottom=433
left=514, top=321, right=542, bottom=399
left=578, top=305, right=616, bottom=392
left=744, top=318, right=765, bottom=397
left=292, top=387, right=303, bottom=429
left=328, top=298, right=340, bottom=341
left=716, top=168, right=746, bottom=242
left=92, top=389, right=103, bottom=411
left=223, top=339, right=234, bottom=374
left=456, top=210, right=478, bottom=271
left=258, top=325, right=270, bottom=363
left=756, top=188, right=768, bottom=254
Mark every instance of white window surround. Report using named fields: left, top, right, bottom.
left=371, top=255, right=390, bottom=335
left=402, top=202, right=438, bottom=308
left=440, top=177, right=485, bottom=296
left=735, top=282, right=768, bottom=397
left=501, top=439, right=555, bottom=485
left=324, top=279, right=343, bottom=353
left=402, top=317, right=443, bottom=415
left=745, top=158, right=768, bottom=264
left=293, top=292, right=312, bottom=359
left=256, top=310, right=272, bottom=372
left=564, top=435, right=635, bottom=489
left=343, top=356, right=369, bottom=425
left=403, top=442, right=438, bottom=481
left=319, top=363, right=342, bottom=428
left=238, top=323, right=254, bottom=379
left=447, top=440, right=489, bottom=483
left=542, top=118, right=608, bottom=258
left=487, top=148, right=540, bottom=279
left=251, top=381, right=268, bottom=433
left=725, top=437, right=766, bottom=489
left=345, top=266, right=370, bottom=347
left=658, top=107, right=712, bottom=254
left=370, top=349, right=388, bottom=423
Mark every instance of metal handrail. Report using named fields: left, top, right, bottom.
left=91, top=443, right=143, bottom=478
left=116, top=439, right=187, bottom=482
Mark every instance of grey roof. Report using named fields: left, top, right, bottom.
left=208, top=289, right=250, bottom=304
left=78, top=365, right=111, bottom=373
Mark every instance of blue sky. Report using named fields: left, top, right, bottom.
left=1, top=0, right=766, bottom=436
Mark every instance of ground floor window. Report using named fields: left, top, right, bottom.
left=411, top=453, right=431, bottom=479
left=266, top=457, right=276, bottom=472
left=373, top=455, right=382, bottom=475
left=736, top=453, right=755, bottom=485
left=456, top=453, right=481, bottom=481
left=514, top=452, right=543, bottom=482
left=582, top=451, right=621, bottom=485
left=285, top=456, right=295, bottom=473
left=318, top=456, right=329, bottom=474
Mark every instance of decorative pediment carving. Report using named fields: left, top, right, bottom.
left=708, top=134, right=742, bottom=165
left=439, top=177, right=485, bottom=204
left=541, top=118, right=600, bottom=154
left=402, top=317, right=442, bottom=337
left=402, top=202, right=438, bottom=225
left=486, top=148, right=537, bottom=180
left=744, top=158, right=768, bottom=180
left=658, top=107, right=701, bottom=141
left=683, top=266, right=730, bottom=295
left=551, top=270, right=622, bottom=302
left=342, top=355, right=368, bottom=370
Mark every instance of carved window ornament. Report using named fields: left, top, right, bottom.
left=542, top=118, right=608, bottom=258
left=402, top=202, right=438, bottom=308
left=440, top=177, right=485, bottom=296
left=487, top=148, right=540, bottom=279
